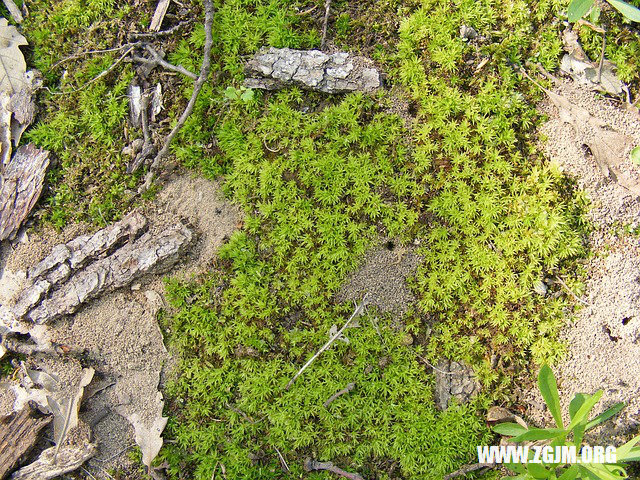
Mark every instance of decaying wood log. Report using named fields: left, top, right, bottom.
left=0, top=144, right=49, bottom=241
left=10, top=443, right=96, bottom=480
left=0, top=405, right=52, bottom=479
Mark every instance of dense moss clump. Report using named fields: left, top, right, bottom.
left=19, top=0, right=640, bottom=476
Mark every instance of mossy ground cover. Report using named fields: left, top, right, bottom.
left=14, top=0, right=640, bottom=478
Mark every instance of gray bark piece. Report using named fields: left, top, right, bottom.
left=244, top=47, right=381, bottom=94
left=0, top=144, right=49, bottom=241
left=12, top=212, right=148, bottom=319
left=10, top=443, right=96, bottom=480
left=26, top=223, right=192, bottom=324
left=434, top=360, right=480, bottom=410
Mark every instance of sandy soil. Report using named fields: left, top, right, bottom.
left=0, top=173, right=241, bottom=478
left=520, top=81, right=640, bottom=439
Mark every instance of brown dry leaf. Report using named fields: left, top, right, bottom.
left=546, top=89, right=639, bottom=194
left=118, top=391, right=168, bottom=472
left=0, top=18, right=27, bottom=95
left=46, top=367, right=94, bottom=460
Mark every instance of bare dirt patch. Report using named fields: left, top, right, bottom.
left=521, top=82, right=640, bottom=438
left=0, top=173, right=241, bottom=478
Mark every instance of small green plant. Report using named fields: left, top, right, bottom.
left=224, top=85, right=255, bottom=103
left=494, top=365, right=640, bottom=479
left=567, top=0, right=640, bottom=24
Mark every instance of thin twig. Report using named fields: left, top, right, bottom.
left=286, top=294, right=369, bottom=390
left=418, top=356, right=462, bottom=375
left=304, top=458, right=365, bottom=480
left=320, top=0, right=332, bottom=50
left=295, top=4, right=318, bottom=15
left=225, top=402, right=255, bottom=424
left=129, top=19, right=193, bottom=39
left=274, top=447, right=290, bottom=472
left=554, top=276, right=591, bottom=306
left=142, top=45, right=198, bottom=79
left=597, top=31, right=607, bottom=85
left=50, top=43, right=138, bottom=70
left=56, top=46, right=135, bottom=95
left=324, top=383, right=355, bottom=407
left=577, top=18, right=605, bottom=34
left=142, top=0, right=215, bottom=190
left=443, top=462, right=495, bottom=480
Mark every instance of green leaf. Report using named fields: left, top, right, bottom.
left=539, top=365, right=564, bottom=428
left=240, top=89, right=254, bottom=102
left=631, top=146, right=640, bottom=165
left=616, top=433, right=640, bottom=461
left=558, top=465, right=579, bottom=480
left=590, top=5, right=601, bottom=22
left=512, top=428, right=566, bottom=442
left=569, top=393, right=588, bottom=420
left=607, top=0, right=640, bottom=21
left=566, top=390, right=603, bottom=431
left=527, top=462, right=553, bottom=479
left=494, top=422, right=528, bottom=436
left=224, top=86, right=240, bottom=100
left=581, top=463, right=627, bottom=480
left=568, top=0, right=594, bottom=22
left=586, top=402, right=624, bottom=431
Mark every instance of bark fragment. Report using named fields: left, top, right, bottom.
left=0, top=144, right=49, bottom=241
left=244, top=48, right=381, bottom=94
left=10, top=443, right=96, bottom=480
left=0, top=405, right=52, bottom=479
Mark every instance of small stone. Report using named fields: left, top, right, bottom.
left=131, top=283, right=141, bottom=291
left=401, top=333, right=414, bottom=346
left=459, top=25, right=478, bottom=41
left=533, top=280, right=548, bottom=296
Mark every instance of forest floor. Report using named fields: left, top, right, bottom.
left=1, top=0, right=640, bottom=479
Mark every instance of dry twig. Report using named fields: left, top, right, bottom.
left=304, top=458, right=365, bottom=480
left=150, top=0, right=171, bottom=31
left=323, top=383, right=355, bottom=407
left=142, top=0, right=215, bottom=190
left=131, top=45, right=197, bottom=79
left=285, top=294, right=369, bottom=390
left=443, top=462, right=495, bottom=480
left=2, top=0, right=23, bottom=23
left=554, top=276, right=591, bottom=306
left=320, top=0, right=332, bottom=49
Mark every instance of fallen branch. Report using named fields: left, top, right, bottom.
left=129, top=19, right=193, bottom=40
left=286, top=294, right=369, bottom=390
left=304, top=458, right=365, bottom=480
left=443, top=462, right=495, bottom=480
left=143, top=0, right=215, bottom=190
left=323, top=382, right=355, bottom=407
left=131, top=45, right=197, bottom=79
left=320, top=0, right=332, bottom=50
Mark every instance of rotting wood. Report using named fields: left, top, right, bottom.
left=244, top=48, right=381, bottom=93
left=0, top=405, right=51, bottom=479
left=0, top=144, right=49, bottom=241
left=10, top=443, right=97, bottom=480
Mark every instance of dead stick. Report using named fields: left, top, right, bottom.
left=304, top=458, right=365, bottom=480
left=324, top=383, right=355, bottom=407
left=286, top=294, right=369, bottom=390
left=145, top=45, right=198, bottom=79
left=554, top=276, right=591, bottom=306
left=597, top=31, right=607, bottom=85
left=443, top=462, right=495, bottom=480
left=50, top=43, right=139, bottom=70
left=143, top=0, right=214, bottom=188
left=320, top=0, right=332, bottom=50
